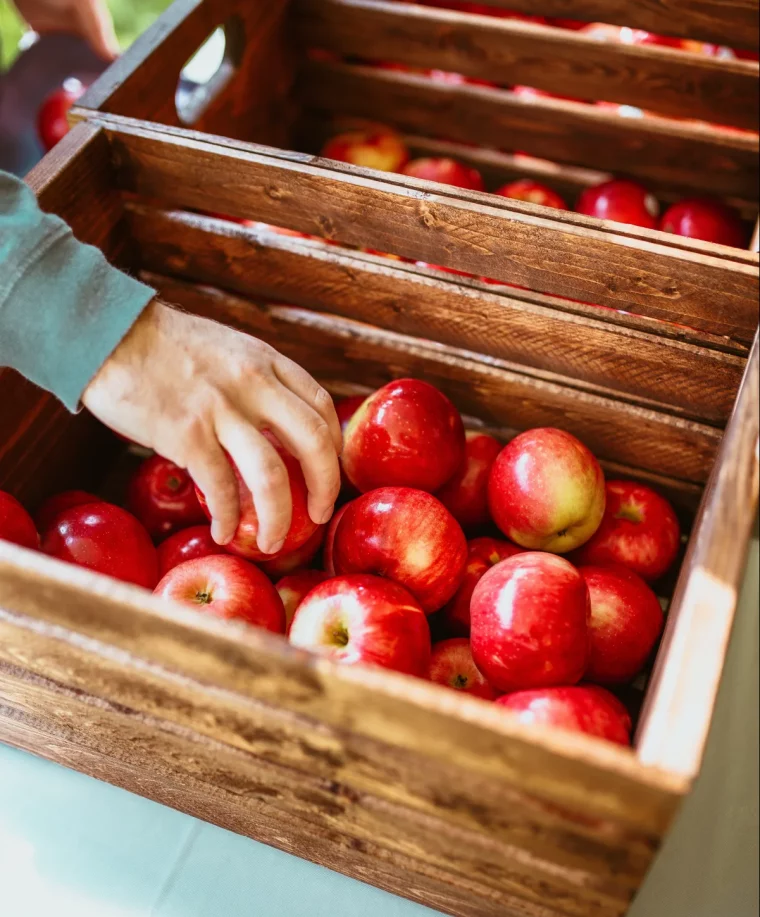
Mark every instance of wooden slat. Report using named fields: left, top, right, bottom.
left=145, top=274, right=722, bottom=482
left=76, top=0, right=296, bottom=147
left=128, top=206, right=746, bottom=423
left=97, top=115, right=759, bottom=341
left=295, top=0, right=760, bottom=131
left=298, top=61, right=760, bottom=201
left=403, top=0, right=759, bottom=50
left=636, top=332, right=760, bottom=776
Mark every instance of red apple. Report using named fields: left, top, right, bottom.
left=495, top=179, right=567, bottom=210
left=579, top=565, right=664, bottom=684
left=470, top=552, right=590, bottom=692
left=659, top=198, right=746, bottom=248
left=435, top=430, right=502, bottom=533
left=156, top=525, right=225, bottom=578
left=128, top=455, right=206, bottom=540
left=195, top=433, right=318, bottom=563
left=576, top=179, right=660, bottom=229
left=155, top=555, right=285, bottom=633
left=414, top=261, right=474, bottom=278
left=324, top=502, right=352, bottom=576
left=512, top=84, right=582, bottom=103
left=441, top=536, right=523, bottom=636
left=488, top=428, right=606, bottom=553
left=42, top=502, right=158, bottom=589
left=258, top=524, right=326, bottom=579
left=549, top=17, right=587, bottom=30
left=342, top=379, right=465, bottom=493
left=335, top=394, right=368, bottom=497
left=276, top=570, right=331, bottom=633
left=332, top=487, right=467, bottom=613
left=402, top=158, right=485, bottom=191
left=321, top=127, right=409, bottom=172
left=289, top=574, right=431, bottom=676
left=495, top=685, right=631, bottom=744
left=0, top=491, right=39, bottom=550
left=35, top=490, right=99, bottom=534
left=428, top=638, right=497, bottom=699
left=37, top=78, right=87, bottom=152
left=572, top=480, right=680, bottom=582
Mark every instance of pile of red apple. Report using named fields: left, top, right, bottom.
left=319, top=125, right=749, bottom=248
left=1, top=378, right=682, bottom=748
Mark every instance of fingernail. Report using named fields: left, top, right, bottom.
left=211, top=524, right=232, bottom=546
left=266, top=539, right=285, bottom=555
left=318, top=508, right=334, bottom=525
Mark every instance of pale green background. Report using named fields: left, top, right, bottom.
left=0, top=531, right=756, bottom=917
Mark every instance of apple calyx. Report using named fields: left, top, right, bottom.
left=194, top=590, right=213, bottom=605
left=452, top=673, right=469, bottom=689
left=615, top=503, right=643, bottom=524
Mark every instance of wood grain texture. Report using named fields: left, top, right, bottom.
left=298, top=60, right=759, bottom=200
left=145, top=274, right=722, bottom=482
left=76, top=0, right=296, bottom=147
left=386, top=0, right=759, bottom=49
left=295, top=0, right=760, bottom=130
left=128, top=206, right=746, bottom=423
left=97, top=115, right=759, bottom=341
left=636, top=332, right=760, bottom=777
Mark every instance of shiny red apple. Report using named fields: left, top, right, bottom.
left=495, top=685, right=631, bottom=744
left=155, top=555, right=285, bottom=633
left=579, top=565, right=664, bottom=684
left=435, top=431, right=502, bottom=533
left=0, top=491, right=39, bottom=550
left=335, top=394, right=368, bottom=497
left=42, top=502, right=158, bottom=589
left=289, top=574, right=431, bottom=676
left=276, top=570, right=331, bottom=633
left=35, top=490, right=99, bottom=535
left=441, top=536, right=523, bottom=636
left=572, top=480, right=680, bottom=582
left=37, top=78, right=87, bottom=152
left=332, top=487, right=467, bottom=613
left=402, top=158, right=485, bottom=191
left=258, top=525, right=326, bottom=579
left=471, top=552, right=590, bottom=692
left=495, top=179, right=567, bottom=210
left=576, top=179, right=660, bottom=229
left=128, top=455, right=206, bottom=540
left=195, top=434, right=318, bottom=563
left=342, top=379, right=466, bottom=493
left=659, top=198, right=746, bottom=248
left=488, top=427, right=606, bottom=553
left=156, top=525, right=225, bottom=578
left=428, top=638, right=497, bottom=699
left=324, top=502, right=351, bottom=576
left=321, top=127, right=409, bottom=171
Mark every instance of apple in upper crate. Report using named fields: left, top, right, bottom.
left=0, top=491, right=39, bottom=551
left=331, top=487, right=467, bottom=613
left=342, top=379, right=465, bottom=493
left=428, top=638, right=497, bottom=700
left=573, top=480, right=681, bottom=582
left=402, top=158, right=485, bottom=191
left=441, top=536, right=523, bottom=637
left=659, top=198, right=746, bottom=248
left=436, top=430, right=502, bottom=533
left=276, top=570, right=330, bottom=634
left=157, top=524, right=225, bottom=578
left=495, top=685, right=632, bottom=745
left=579, top=565, right=664, bottom=684
left=321, top=126, right=409, bottom=172
left=37, top=78, right=88, bottom=152
left=128, top=455, right=207, bottom=540
left=43, top=502, right=158, bottom=589
left=289, top=574, right=431, bottom=677
left=488, top=428, right=606, bottom=553
left=471, top=552, right=590, bottom=692
left=495, top=179, right=567, bottom=210
left=576, top=179, right=660, bottom=229
left=155, top=555, right=285, bottom=634
left=195, top=432, right=318, bottom=563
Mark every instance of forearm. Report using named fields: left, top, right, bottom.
left=0, top=169, right=154, bottom=411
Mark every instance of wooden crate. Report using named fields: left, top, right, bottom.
left=1, top=2, right=759, bottom=915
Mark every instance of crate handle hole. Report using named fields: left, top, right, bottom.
left=175, top=18, right=244, bottom=127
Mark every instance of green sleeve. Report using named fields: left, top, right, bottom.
left=0, top=169, right=155, bottom=412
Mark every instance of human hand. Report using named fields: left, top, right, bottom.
left=13, top=0, right=119, bottom=60
left=83, top=301, right=342, bottom=553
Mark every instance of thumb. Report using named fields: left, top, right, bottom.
left=76, top=0, right=119, bottom=61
